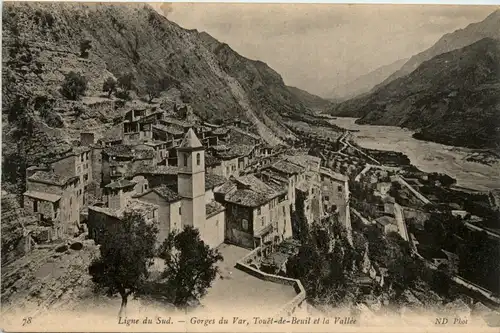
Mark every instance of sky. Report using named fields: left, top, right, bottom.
left=150, top=3, right=496, bottom=97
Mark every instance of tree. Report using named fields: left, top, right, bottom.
left=102, top=77, right=117, bottom=97
left=80, top=39, right=92, bottom=58
left=88, top=211, right=158, bottom=317
left=158, top=226, right=223, bottom=309
left=146, top=77, right=162, bottom=103
left=117, top=72, right=135, bottom=91
left=60, top=71, right=87, bottom=100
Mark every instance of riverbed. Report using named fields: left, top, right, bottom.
left=329, top=118, right=500, bottom=191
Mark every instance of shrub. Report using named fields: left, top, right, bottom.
left=102, top=77, right=117, bottom=97
left=117, top=72, right=135, bottom=91
left=60, top=71, right=87, bottom=100
left=80, top=39, right=92, bottom=58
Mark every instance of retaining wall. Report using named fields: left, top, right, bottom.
left=235, top=246, right=306, bottom=317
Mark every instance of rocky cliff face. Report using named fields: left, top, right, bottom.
left=2, top=2, right=319, bottom=193
left=329, top=38, right=500, bottom=149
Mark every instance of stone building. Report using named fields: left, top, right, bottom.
left=23, top=170, right=81, bottom=237
left=88, top=129, right=226, bottom=248
left=214, top=174, right=292, bottom=249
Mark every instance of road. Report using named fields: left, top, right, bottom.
left=393, top=203, right=409, bottom=241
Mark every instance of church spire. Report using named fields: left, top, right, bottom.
left=179, top=128, right=203, bottom=150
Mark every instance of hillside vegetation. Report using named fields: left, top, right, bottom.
left=2, top=2, right=322, bottom=194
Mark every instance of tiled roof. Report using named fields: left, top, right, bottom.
left=103, top=145, right=135, bottom=158
left=212, top=127, right=229, bottom=135
left=28, top=171, right=77, bottom=186
left=218, top=144, right=255, bottom=159
left=128, top=163, right=179, bottom=177
left=134, top=149, right=156, bottom=160
left=89, top=199, right=157, bottom=220
left=269, top=160, right=304, bottom=175
left=179, top=128, right=203, bottom=149
left=206, top=200, right=225, bottom=218
left=284, top=154, right=321, bottom=170
left=205, top=154, right=221, bottom=167
left=205, top=173, right=226, bottom=190
left=152, top=186, right=182, bottom=202
left=23, top=190, right=61, bottom=202
left=223, top=174, right=287, bottom=207
left=105, top=179, right=136, bottom=189
left=153, top=124, right=184, bottom=136
left=375, top=216, right=396, bottom=226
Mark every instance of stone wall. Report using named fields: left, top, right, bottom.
left=235, top=246, right=306, bottom=317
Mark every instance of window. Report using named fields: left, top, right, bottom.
left=153, top=210, right=157, bottom=219
left=196, top=153, right=201, bottom=166
left=325, top=196, right=330, bottom=202
left=144, top=183, right=148, bottom=191
left=83, top=174, right=88, bottom=182
left=338, top=186, right=342, bottom=192
left=283, top=206, right=286, bottom=214
left=242, top=219, right=248, bottom=231
left=77, top=166, right=81, bottom=173
left=179, top=207, right=182, bottom=215
left=261, top=217, right=265, bottom=226
left=183, top=154, right=188, bottom=167
left=81, top=154, right=84, bottom=162
left=33, top=200, right=38, bottom=213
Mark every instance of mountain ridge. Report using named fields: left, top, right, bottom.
left=329, top=37, right=500, bottom=150
left=328, top=57, right=408, bottom=101
left=377, top=9, right=500, bottom=88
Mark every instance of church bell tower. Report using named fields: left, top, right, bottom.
left=177, top=128, right=206, bottom=230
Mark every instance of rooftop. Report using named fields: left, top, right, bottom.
left=205, top=173, right=226, bottom=190
left=269, top=160, right=305, bottom=175
left=284, top=154, right=321, bottom=170
left=222, top=174, right=287, bottom=207
left=89, top=199, right=158, bottom=220
left=205, top=154, right=222, bottom=167
left=134, top=185, right=182, bottom=203
left=212, top=127, right=229, bottom=135
left=105, top=179, right=137, bottom=190
left=218, top=144, right=255, bottom=159
left=23, top=190, right=61, bottom=203
left=179, top=128, right=203, bottom=149
left=206, top=200, right=225, bottom=218
left=375, top=215, right=396, bottom=226
left=152, top=124, right=184, bottom=136
left=28, top=171, right=78, bottom=186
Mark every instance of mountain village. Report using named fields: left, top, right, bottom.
left=2, top=2, right=500, bottom=330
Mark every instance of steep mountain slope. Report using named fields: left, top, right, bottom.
left=2, top=2, right=317, bottom=192
left=330, top=38, right=500, bottom=149
left=378, top=9, right=500, bottom=88
left=328, top=58, right=408, bottom=101
left=286, top=86, right=331, bottom=113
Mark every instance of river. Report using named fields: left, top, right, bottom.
left=329, top=118, right=500, bottom=191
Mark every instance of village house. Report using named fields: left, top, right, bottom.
left=88, top=129, right=226, bottom=248
left=23, top=170, right=81, bottom=238
left=100, top=144, right=156, bottom=185
left=259, top=159, right=305, bottom=212
left=374, top=216, right=399, bottom=234
left=214, top=174, right=292, bottom=249
left=212, top=144, right=257, bottom=178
